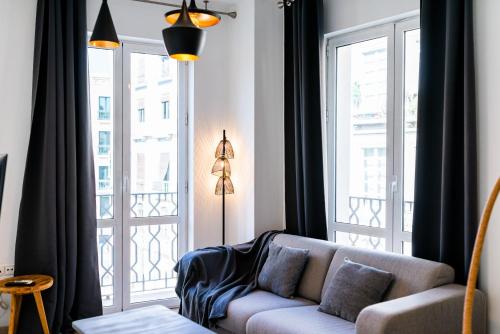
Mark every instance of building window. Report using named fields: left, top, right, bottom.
left=161, top=56, right=170, bottom=78
left=98, top=131, right=111, bottom=154
left=98, top=96, right=111, bottom=120
left=162, top=101, right=170, bottom=119
left=362, top=148, right=386, bottom=196
left=138, top=108, right=145, bottom=122
left=326, top=17, right=420, bottom=255
left=98, top=166, right=111, bottom=189
left=99, top=195, right=112, bottom=218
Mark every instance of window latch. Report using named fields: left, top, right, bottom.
left=391, top=176, right=398, bottom=194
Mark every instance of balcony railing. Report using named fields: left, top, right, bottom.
left=96, top=192, right=178, bottom=220
left=337, top=196, right=414, bottom=250
left=96, top=192, right=179, bottom=306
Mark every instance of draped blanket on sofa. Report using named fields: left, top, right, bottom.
left=174, top=231, right=279, bottom=328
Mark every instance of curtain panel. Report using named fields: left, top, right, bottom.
left=15, top=0, right=102, bottom=332
left=284, top=0, right=327, bottom=240
left=412, top=0, right=477, bottom=285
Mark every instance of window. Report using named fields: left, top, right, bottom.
left=138, top=108, right=145, bottom=122
left=161, top=56, right=170, bottom=79
left=99, top=96, right=111, bottom=120
left=162, top=100, right=170, bottom=119
left=98, top=131, right=111, bottom=154
left=88, top=43, right=187, bottom=312
left=98, top=166, right=110, bottom=189
left=326, top=18, right=420, bottom=254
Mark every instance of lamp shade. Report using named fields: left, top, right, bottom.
left=215, top=176, right=234, bottom=195
left=165, top=0, right=221, bottom=28
left=215, top=139, right=234, bottom=159
left=89, top=0, right=120, bottom=48
left=162, top=0, right=206, bottom=61
left=211, top=157, right=231, bottom=177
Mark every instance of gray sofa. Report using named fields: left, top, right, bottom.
left=215, top=234, right=487, bottom=334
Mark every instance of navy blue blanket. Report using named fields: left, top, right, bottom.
left=174, top=231, right=280, bottom=328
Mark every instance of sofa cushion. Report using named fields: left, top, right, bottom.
left=319, top=260, right=394, bottom=322
left=322, top=247, right=455, bottom=301
left=216, top=289, right=314, bottom=334
left=258, top=243, right=309, bottom=298
left=246, top=305, right=356, bottom=334
left=273, top=234, right=340, bottom=302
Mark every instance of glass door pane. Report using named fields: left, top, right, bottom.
left=128, top=51, right=180, bottom=304
left=334, top=37, right=388, bottom=249
left=129, top=53, right=179, bottom=218
left=402, top=29, right=420, bottom=233
left=89, top=47, right=116, bottom=307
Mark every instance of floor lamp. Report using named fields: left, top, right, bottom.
left=211, top=130, right=234, bottom=245
left=463, top=177, right=500, bottom=334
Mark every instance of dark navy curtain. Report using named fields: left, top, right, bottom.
left=284, top=0, right=327, bottom=240
left=15, top=0, right=102, bottom=332
left=412, top=0, right=477, bottom=285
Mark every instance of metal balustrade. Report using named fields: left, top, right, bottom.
left=96, top=192, right=179, bottom=305
left=341, top=196, right=414, bottom=250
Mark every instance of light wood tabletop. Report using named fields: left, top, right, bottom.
left=0, top=275, right=53, bottom=334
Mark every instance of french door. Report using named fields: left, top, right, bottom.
left=88, top=41, right=188, bottom=313
left=326, top=17, right=420, bottom=254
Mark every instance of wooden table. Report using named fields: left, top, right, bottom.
left=0, top=275, right=53, bottom=334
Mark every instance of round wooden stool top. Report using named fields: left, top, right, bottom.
left=0, top=275, right=53, bottom=295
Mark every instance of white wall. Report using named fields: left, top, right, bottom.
left=254, top=0, right=285, bottom=236
left=323, top=0, right=419, bottom=33
left=191, top=0, right=285, bottom=247
left=0, top=0, right=37, bottom=327
left=88, top=0, right=166, bottom=41
left=474, top=0, right=500, bottom=333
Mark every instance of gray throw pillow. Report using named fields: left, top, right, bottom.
left=318, top=259, right=394, bottom=322
left=258, top=242, right=309, bottom=298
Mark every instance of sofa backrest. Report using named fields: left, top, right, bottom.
left=273, top=234, right=340, bottom=303
left=321, top=247, right=455, bottom=301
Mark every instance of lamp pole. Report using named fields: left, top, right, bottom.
left=222, top=130, right=226, bottom=245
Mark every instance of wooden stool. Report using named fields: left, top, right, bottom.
left=0, top=275, right=53, bottom=334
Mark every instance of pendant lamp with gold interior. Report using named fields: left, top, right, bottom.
left=89, top=0, right=120, bottom=48
left=165, top=0, right=221, bottom=28
left=163, top=0, right=206, bottom=61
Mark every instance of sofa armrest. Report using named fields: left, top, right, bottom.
left=356, top=284, right=486, bottom=334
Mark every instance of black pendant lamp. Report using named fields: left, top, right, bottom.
left=89, top=0, right=120, bottom=48
left=165, top=0, right=221, bottom=28
left=163, top=0, right=206, bottom=61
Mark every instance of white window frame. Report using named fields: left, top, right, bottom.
left=325, top=16, right=419, bottom=253
left=91, top=39, right=189, bottom=314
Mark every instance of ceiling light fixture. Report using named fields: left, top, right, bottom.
left=165, top=0, right=221, bottom=28
left=89, top=0, right=120, bottom=48
left=162, top=0, right=206, bottom=61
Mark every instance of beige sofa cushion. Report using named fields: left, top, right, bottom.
left=216, top=290, right=314, bottom=334
left=322, top=247, right=455, bottom=301
left=246, top=305, right=355, bottom=334
left=273, top=234, right=340, bottom=302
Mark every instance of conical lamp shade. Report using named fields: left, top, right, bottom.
left=162, top=0, right=206, bottom=61
left=89, top=0, right=120, bottom=48
left=211, top=157, right=231, bottom=177
left=215, top=177, right=234, bottom=195
left=215, top=139, right=234, bottom=159
left=165, top=0, right=221, bottom=28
